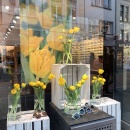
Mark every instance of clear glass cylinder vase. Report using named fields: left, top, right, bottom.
left=34, top=88, right=45, bottom=112
left=91, top=84, right=102, bottom=105
left=64, top=98, right=81, bottom=115
left=8, top=94, right=21, bottom=121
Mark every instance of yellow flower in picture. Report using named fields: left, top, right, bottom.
left=98, top=69, right=104, bottom=74
left=29, top=47, right=55, bottom=78
left=69, top=86, right=75, bottom=91
left=74, top=26, right=80, bottom=33
left=14, top=83, right=20, bottom=88
left=36, top=7, right=54, bottom=29
left=46, top=24, right=68, bottom=51
left=20, top=28, right=43, bottom=57
left=11, top=89, right=17, bottom=95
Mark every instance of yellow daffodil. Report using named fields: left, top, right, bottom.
left=46, top=24, right=68, bottom=51
left=69, top=86, right=75, bottom=91
left=69, top=28, right=74, bottom=34
left=78, top=81, right=82, bottom=84
left=98, top=69, right=104, bottom=74
left=11, top=89, right=17, bottom=95
left=58, top=76, right=66, bottom=86
left=93, top=76, right=97, bottom=80
left=74, top=26, right=80, bottom=33
left=82, top=74, right=88, bottom=80
left=21, top=83, right=26, bottom=88
left=48, top=73, right=55, bottom=80
left=76, top=83, right=82, bottom=88
left=29, top=46, right=55, bottom=78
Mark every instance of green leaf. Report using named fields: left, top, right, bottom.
left=21, top=53, right=35, bottom=83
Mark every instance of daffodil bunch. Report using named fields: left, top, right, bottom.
left=58, top=26, right=80, bottom=64
left=8, top=83, right=26, bottom=120
left=29, top=73, right=55, bottom=111
left=91, top=69, right=106, bottom=99
left=58, top=74, right=88, bottom=104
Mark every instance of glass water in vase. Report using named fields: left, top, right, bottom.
left=8, top=94, right=21, bottom=121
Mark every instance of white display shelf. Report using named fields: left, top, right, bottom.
left=51, top=64, right=90, bottom=109
left=7, top=110, right=50, bottom=130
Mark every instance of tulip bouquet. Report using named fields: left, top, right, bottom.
left=8, top=83, right=26, bottom=121
left=58, top=74, right=88, bottom=115
left=91, top=69, right=106, bottom=101
left=58, top=26, right=80, bottom=64
left=29, top=73, right=55, bottom=112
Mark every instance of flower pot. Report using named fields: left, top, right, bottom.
left=34, top=88, right=45, bottom=112
left=8, top=94, right=21, bottom=121
left=64, top=98, right=81, bottom=115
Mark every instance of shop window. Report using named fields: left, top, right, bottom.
left=120, top=5, right=124, bottom=21
left=99, top=21, right=113, bottom=35
left=91, top=0, right=111, bottom=9
left=120, top=30, right=124, bottom=40
left=124, top=6, right=129, bottom=22
left=51, top=0, right=63, bottom=20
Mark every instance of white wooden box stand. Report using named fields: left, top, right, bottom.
left=7, top=111, right=50, bottom=130
left=51, top=64, right=90, bottom=109
left=91, top=97, right=121, bottom=130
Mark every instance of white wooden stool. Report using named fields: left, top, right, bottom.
left=7, top=111, right=50, bottom=130
left=91, top=97, right=121, bottom=130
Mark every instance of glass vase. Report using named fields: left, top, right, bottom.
left=8, top=94, right=21, bottom=121
left=34, top=88, right=45, bottom=112
left=91, top=85, right=101, bottom=105
left=64, top=98, right=81, bottom=115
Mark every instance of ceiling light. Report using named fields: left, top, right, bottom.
left=5, top=6, right=9, bottom=10
left=5, top=37, right=7, bottom=39
left=11, top=26, right=14, bottom=28
left=16, top=16, right=20, bottom=19
left=7, top=32, right=10, bottom=34
left=6, top=34, right=8, bottom=36
left=8, top=28, right=11, bottom=31
left=13, top=20, right=16, bottom=23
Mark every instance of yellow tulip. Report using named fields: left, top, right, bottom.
left=48, top=73, right=55, bottom=80
left=14, top=83, right=20, bottom=88
left=69, top=86, right=75, bottom=91
left=102, top=78, right=106, bottom=82
left=20, top=4, right=39, bottom=25
left=78, top=81, right=82, bottom=84
left=29, top=47, right=55, bottom=78
left=69, top=28, right=74, bottom=34
left=73, top=26, right=80, bottom=33
left=36, top=81, right=41, bottom=86
left=46, top=24, right=68, bottom=51
left=20, top=28, right=43, bottom=57
left=11, top=89, right=17, bottom=95
left=98, top=69, right=104, bottom=74
left=81, top=79, right=85, bottom=84
left=76, top=83, right=82, bottom=88
left=68, top=39, right=72, bottom=43
left=93, top=76, right=97, bottom=80
left=21, top=83, right=26, bottom=88
left=82, top=74, right=88, bottom=80
left=58, top=77, right=66, bottom=86
left=91, top=80, right=95, bottom=83
left=42, top=84, right=46, bottom=89
left=98, top=78, right=102, bottom=82
left=36, top=7, right=54, bottom=29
